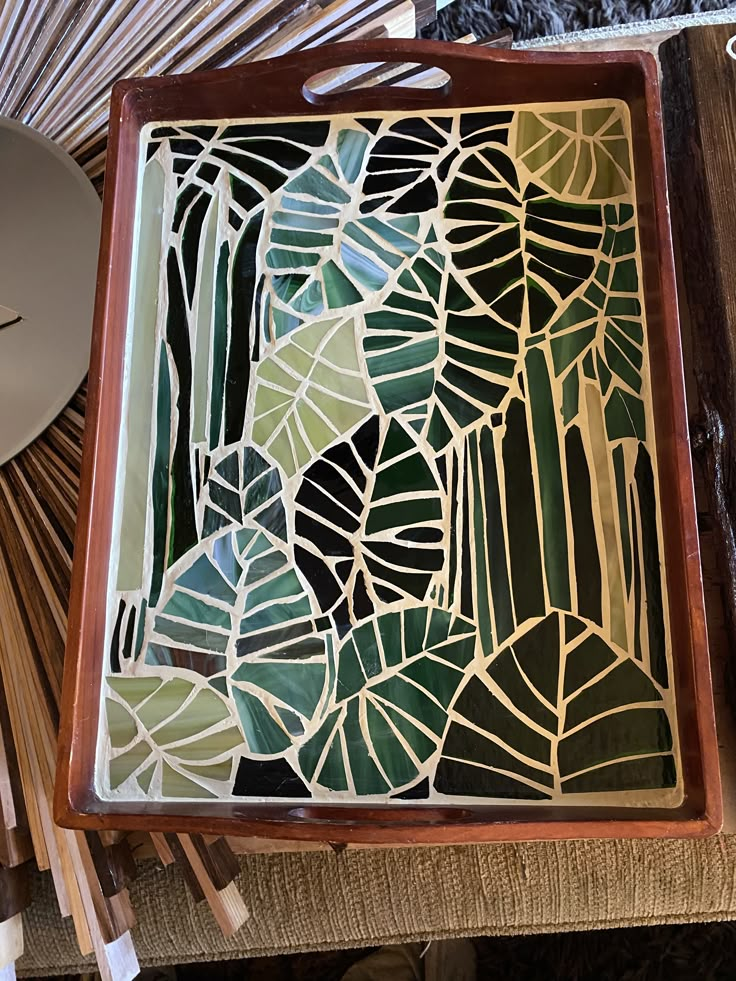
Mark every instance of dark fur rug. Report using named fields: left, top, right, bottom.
left=425, top=0, right=734, bottom=42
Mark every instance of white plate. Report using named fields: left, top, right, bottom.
left=0, top=118, right=101, bottom=465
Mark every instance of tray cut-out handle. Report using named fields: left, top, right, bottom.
left=302, top=60, right=451, bottom=106
left=252, top=40, right=490, bottom=111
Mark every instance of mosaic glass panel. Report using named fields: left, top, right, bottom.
left=99, top=101, right=681, bottom=806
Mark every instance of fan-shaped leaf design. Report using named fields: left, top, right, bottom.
left=363, top=276, right=521, bottom=449
left=359, top=110, right=512, bottom=214
left=263, top=132, right=429, bottom=335
left=446, top=145, right=603, bottom=332
left=199, top=443, right=284, bottom=532
left=549, top=203, right=645, bottom=440
left=106, top=675, right=243, bottom=797
left=435, top=611, right=674, bottom=799
left=251, top=315, right=370, bottom=477
left=293, top=415, right=444, bottom=636
left=145, top=517, right=334, bottom=758
left=298, top=607, right=476, bottom=794
left=515, top=103, right=632, bottom=199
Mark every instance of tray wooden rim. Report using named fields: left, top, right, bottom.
left=55, top=38, right=722, bottom=843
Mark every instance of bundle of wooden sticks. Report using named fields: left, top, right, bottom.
left=0, top=0, right=508, bottom=978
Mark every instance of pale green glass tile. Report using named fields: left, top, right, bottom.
left=108, top=676, right=162, bottom=708
left=117, top=157, right=164, bottom=590
left=136, top=761, right=156, bottom=793
left=255, top=386, right=292, bottom=414
left=110, top=743, right=151, bottom=789
left=278, top=343, right=314, bottom=377
left=161, top=762, right=216, bottom=798
left=583, top=106, right=615, bottom=135
left=308, top=387, right=368, bottom=430
left=287, top=414, right=312, bottom=467
left=181, top=759, right=233, bottom=782
left=152, top=688, right=230, bottom=745
left=137, top=679, right=194, bottom=730
left=294, top=317, right=340, bottom=355
left=296, top=401, right=336, bottom=452
left=257, top=359, right=300, bottom=392
left=168, top=725, right=243, bottom=761
left=106, top=699, right=137, bottom=748
left=322, top=318, right=360, bottom=372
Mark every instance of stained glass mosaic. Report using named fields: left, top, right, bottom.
left=99, top=101, right=682, bottom=806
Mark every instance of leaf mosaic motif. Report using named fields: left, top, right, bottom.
left=101, top=99, right=680, bottom=808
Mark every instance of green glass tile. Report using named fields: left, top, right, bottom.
left=287, top=413, right=315, bottom=466
left=371, top=674, right=447, bottom=737
left=191, top=194, right=219, bottom=444
left=606, top=321, right=643, bottom=368
left=602, top=137, right=632, bottom=177
left=168, top=725, right=243, bottom=760
left=378, top=419, right=416, bottom=465
left=583, top=106, right=616, bottom=135
left=286, top=167, right=350, bottom=203
left=278, top=342, right=314, bottom=377
left=107, top=677, right=162, bottom=708
left=266, top=248, right=320, bottom=269
left=110, top=743, right=152, bottom=789
left=273, top=211, right=338, bottom=231
left=366, top=702, right=419, bottom=788
left=342, top=701, right=390, bottom=795
left=562, top=365, right=580, bottom=424
left=340, top=241, right=388, bottom=291
left=181, top=759, right=233, bottom=782
left=605, top=386, right=646, bottom=441
left=292, top=279, right=324, bottom=316
left=551, top=323, right=596, bottom=375
left=244, top=549, right=287, bottom=586
left=152, top=687, right=230, bottom=745
left=526, top=347, right=570, bottom=610
left=558, top=707, right=672, bottom=778
left=299, top=709, right=341, bottom=781
left=562, top=754, right=676, bottom=793
left=233, top=661, right=325, bottom=719
left=323, top=260, right=362, bottom=308
left=232, top=688, right=291, bottom=754
left=337, top=129, right=370, bottom=182
left=161, top=762, right=216, bottom=798
left=565, top=658, right=661, bottom=731
left=336, top=637, right=367, bottom=701
left=243, top=570, right=303, bottom=613
left=318, top=734, right=348, bottom=790
left=117, top=157, right=164, bottom=591
left=153, top=616, right=229, bottom=653
left=402, top=658, right=463, bottom=710
left=137, top=678, right=194, bottom=730
left=489, top=649, right=556, bottom=731
left=604, top=337, right=641, bottom=393
left=377, top=701, right=435, bottom=760
left=271, top=228, right=332, bottom=248
left=162, top=591, right=231, bottom=629
left=308, top=387, right=368, bottom=430
left=106, top=699, right=137, bottom=748
left=137, top=761, right=156, bottom=793
left=294, top=401, right=335, bottom=452
left=208, top=677, right=230, bottom=698
left=257, top=358, right=300, bottom=392
left=563, top=634, right=616, bottom=698
left=373, top=370, right=435, bottom=414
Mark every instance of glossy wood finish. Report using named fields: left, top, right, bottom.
left=55, top=38, right=721, bottom=842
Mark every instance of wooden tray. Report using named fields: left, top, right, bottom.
left=55, top=39, right=721, bottom=843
